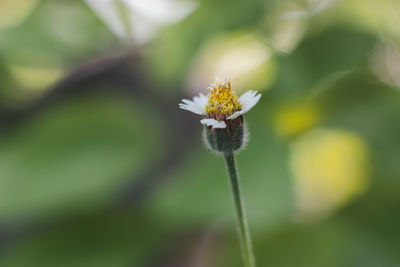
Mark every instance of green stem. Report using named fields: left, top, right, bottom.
left=224, top=152, right=256, bottom=267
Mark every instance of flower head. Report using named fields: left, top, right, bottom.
left=205, top=77, right=242, bottom=119
left=179, top=77, right=261, bottom=153
left=179, top=77, right=261, bottom=129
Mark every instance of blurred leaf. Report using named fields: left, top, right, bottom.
left=309, top=72, right=400, bottom=184
left=0, top=56, right=18, bottom=107
left=272, top=28, right=377, bottom=98
left=340, top=0, right=400, bottom=42
left=0, top=94, right=162, bottom=222
left=0, top=212, right=167, bottom=267
left=8, top=64, right=65, bottom=91
left=0, top=0, right=39, bottom=31
left=251, top=221, right=400, bottom=267
left=0, top=0, right=118, bottom=105
left=0, top=0, right=117, bottom=66
left=148, top=0, right=270, bottom=88
left=217, top=209, right=400, bottom=267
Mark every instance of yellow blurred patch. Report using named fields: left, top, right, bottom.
left=187, top=33, right=276, bottom=95
left=8, top=64, right=65, bottom=91
left=0, top=0, right=39, bottom=30
left=274, top=104, right=320, bottom=137
left=290, top=128, right=369, bottom=222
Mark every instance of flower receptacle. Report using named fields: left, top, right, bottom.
left=204, top=116, right=246, bottom=153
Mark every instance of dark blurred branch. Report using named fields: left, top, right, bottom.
left=0, top=50, right=199, bottom=252
left=1, top=49, right=199, bottom=200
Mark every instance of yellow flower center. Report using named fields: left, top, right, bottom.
left=205, top=78, right=241, bottom=118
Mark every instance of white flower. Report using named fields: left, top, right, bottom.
left=179, top=77, right=261, bottom=129
left=84, top=0, right=197, bottom=44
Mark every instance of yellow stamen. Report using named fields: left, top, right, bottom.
left=205, top=78, right=241, bottom=118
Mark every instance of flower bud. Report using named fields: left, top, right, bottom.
left=203, top=116, right=246, bottom=153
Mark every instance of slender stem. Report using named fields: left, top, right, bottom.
left=224, top=152, right=256, bottom=267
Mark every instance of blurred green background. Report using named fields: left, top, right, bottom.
left=1, top=0, right=400, bottom=266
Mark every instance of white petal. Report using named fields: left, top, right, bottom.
left=227, top=90, right=261, bottom=120
left=239, top=90, right=261, bottom=111
left=193, top=93, right=208, bottom=108
left=227, top=110, right=245, bottom=120
left=179, top=94, right=207, bottom=115
left=179, top=101, right=203, bottom=115
left=179, top=104, right=201, bottom=115
left=238, top=90, right=256, bottom=110
left=200, top=118, right=226, bottom=129
left=181, top=99, right=195, bottom=105
left=238, top=90, right=254, bottom=103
